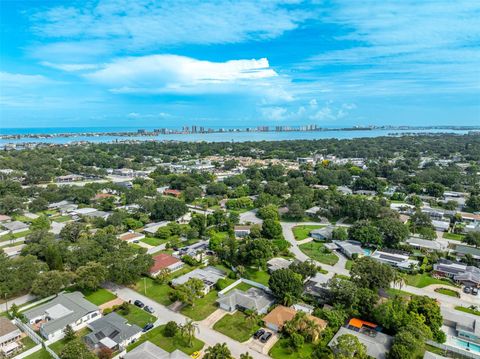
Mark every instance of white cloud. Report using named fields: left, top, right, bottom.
left=41, top=62, right=100, bottom=71
left=261, top=100, right=356, bottom=122
left=84, top=55, right=279, bottom=94
left=0, top=71, right=56, bottom=87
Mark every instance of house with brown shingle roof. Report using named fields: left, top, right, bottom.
left=149, top=253, right=184, bottom=276
left=263, top=305, right=327, bottom=334
left=117, top=231, right=145, bottom=243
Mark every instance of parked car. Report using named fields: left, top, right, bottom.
left=464, top=287, right=472, bottom=294
left=134, top=299, right=145, bottom=308
left=142, top=323, right=154, bottom=332
left=472, top=287, right=478, bottom=296
left=253, top=329, right=265, bottom=339
left=144, top=305, right=155, bottom=313
left=190, top=352, right=200, bottom=359
left=260, top=332, right=272, bottom=343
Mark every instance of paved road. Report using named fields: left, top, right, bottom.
left=1, top=293, right=36, bottom=311
left=240, top=210, right=263, bottom=225
left=280, top=221, right=479, bottom=309
left=105, top=283, right=270, bottom=359
left=0, top=237, right=25, bottom=248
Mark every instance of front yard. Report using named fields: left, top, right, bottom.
left=141, top=237, right=168, bottom=246
left=127, top=325, right=204, bottom=355
left=299, top=241, right=339, bottom=266
left=24, top=348, right=52, bottom=359
left=243, top=268, right=271, bottom=286
left=405, top=273, right=455, bottom=288
left=118, top=304, right=156, bottom=328
left=292, top=225, right=324, bottom=241
left=269, top=338, right=315, bottom=359
left=213, top=311, right=261, bottom=342
left=181, top=290, right=220, bottom=321
left=83, top=288, right=117, bottom=306
left=443, top=233, right=464, bottom=241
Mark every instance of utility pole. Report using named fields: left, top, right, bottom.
left=144, top=277, right=147, bottom=295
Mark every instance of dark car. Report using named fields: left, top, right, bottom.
left=464, top=287, right=472, bottom=294
left=260, top=332, right=272, bottom=343
left=144, top=305, right=155, bottom=314
left=142, top=323, right=154, bottom=332
left=134, top=299, right=145, bottom=308
left=253, top=329, right=265, bottom=339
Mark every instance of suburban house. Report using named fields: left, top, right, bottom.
left=303, top=272, right=330, bottom=298
left=305, top=206, right=321, bottom=218
left=431, top=220, right=450, bottom=232
left=332, top=240, right=365, bottom=259
left=2, top=221, right=28, bottom=234
left=0, top=215, right=12, bottom=222
left=123, top=340, right=189, bottom=359
left=171, top=266, right=226, bottom=293
left=465, top=223, right=480, bottom=233
left=328, top=319, right=393, bottom=359
left=149, top=253, right=184, bottom=276
left=82, top=210, right=111, bottom=220
left=217, top=288, right=274, bottom=314
left=267, top=257, right=293, bottom=272
left=234, top=225, right=251, bottom=238
left=0, top=317, right=22, bottom=357
left=72, top=208, right=98, bottom=216
left=23, top=292, right=100, bottom=341
left=143, top=221, right=169, bottom=236
left=441, top=308, right=480, bottom=345
left=263, top=305, right=327, bottom=336
left=405, top=237, right=447, bottom=252
left=117, top=231, right=145, bottom=243
left=433, top=259, right=480, bottom=287
left=452, top=244, right=480, bottom=262
left=175, top=240, right=210, bottom=262
left=460, top=212, right=480, bottom=224
left=370, top=248, right=419, bottom=271
left=163, top=189, right=182, bottom=198
left=310, top=226, right=335, bottom=241
left=84, top=313, right=142, bottom=351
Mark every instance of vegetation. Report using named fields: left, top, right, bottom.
left=292, top=225, right=324, bottom=241
left=299, top=241, right=339, bottom=266
left=213, top=311, right=261, bottom=342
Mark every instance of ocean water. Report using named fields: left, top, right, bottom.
left=0, top=128, right=473, bottom=145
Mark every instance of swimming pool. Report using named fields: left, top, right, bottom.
left=451, top=337, right=480, bottom=354
left=363, top=248, right=372, bottom=256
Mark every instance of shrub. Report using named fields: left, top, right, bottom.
left=164, top=321, right=179, bottom=337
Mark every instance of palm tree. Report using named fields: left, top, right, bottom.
left=245, top=310, right=259, bottom=327
left=204, top=343, right=232, bottom=359
left=181, top=319, right=199, bottom=347
left=240, top=353, right=253, bottom=359
left=282, top=293, right=295, bottom=306
left=392, top=271, right=406, bottom=291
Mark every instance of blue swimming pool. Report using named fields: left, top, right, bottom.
left=363, top=248, right=372, bottom=256
left=451, top=338, right=480, bottom=354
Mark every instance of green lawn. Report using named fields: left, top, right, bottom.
left=127, top=325, right=204, bottom=355
left=48, top=328, right=91, bottom=354
left=455, top=306, right=480, bottom=316
left=20, top=336, right=37, bottom=352
left=292, top=225, right=324, bottom=241
left=345, top=260, right=353, bottom=270
left=181, top=290, right=220, bottom=321
left=141, top=237, right=167, bottom=246
left=269, top=338, right=315, bottom=359
left=52, top=215, right=71, bottom=223
left=118, top=304, right=156, bottom=328
left=443, top=233, right=464, bottom=241
left=83, top=288, right=117, bottom=305
left=299, top=241, right=339, bottom=266
left=234, top=282, right=255, bottom=292
left=385, top=288, right=414, bottom=298
left=0, top=230, right=31, bottom=241
left=24, top=348, right=52, bottom=359
left=405, top=274, right=455, bottom=288
left=134, top=277, right=175, bottom=306
left=244, top=268, right=271, bottom=286
left=434, top=288, right=460, bottom=297
left=213, top=311, right=260, bottom=342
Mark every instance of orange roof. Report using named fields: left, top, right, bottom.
left=348, top=318, right=378, bottom=329
left=118, top=232, right=143, bottom=241
left=263, top=305, right=327, bottom=330
left=149, top=253, right=181, bottom=274
left=94, top=193, right=114, bottom=200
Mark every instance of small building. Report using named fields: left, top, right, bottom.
left=149, top=253, right=184, bottom=276
left=83, top=210, right=111, bottom=220
left=333, top=240, right=365, bottom=259
left=117, top=232, right=145, bottom=243
left=0, top=317, right=22, bottom=357
left=56, top=174, right=83, bottom=183
left=328, top=320, right=393, bottom=359
left=23, top=292, right=100, bottom=341
left=304, top=272, right=330, bottom=298
left=234, top=225, right=251, bottom=238
left=0, top=215, right=12, bottom=222
left=84, top=313, right=142, bottom=350
left=405, top=237, right=447, bottom=252
left=370, top=248, right=418, bottom=271
left=2, top=221, right=28, bottom=234
left=431, top=220, right=450, bottom=232
left=263, top=305, right=327, bottom=335
left=217, top=288, right=274, bottom=314
left=123, top=340, right=190, bottom=359
left=163, top=189, right=182, bottom=198
left=72, top=208, right=97, bottom=216
left=310, top=226, right=334, bottom=241
left=305, top=206, right=321, bottom=218
left=143, top=221, right=169, bottom=235
left=267, top=257, right=292, bottom=272
left=171, top=266, right=225, bottom=293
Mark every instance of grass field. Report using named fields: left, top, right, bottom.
left=118, top=304, right=156, bottom=328
left=345, top=260, right=353, bottom=270
left=269, top=338, right=315, bottom=359
left=405, top=273, right=455, bottom=288
left=24, top=348, right=52, bottom=359
left=127, top=325, right=204, bottom=355
left=299, top=241, right=339, bottom=266
left=135, top=278, right=175, bottom=306
left=52, top=215, right=72, bottom=223
left=0, top=230, right=31, bottom=241
left=83, top=288, right=117, bottom=305
left=141, top=237, right=167, bottom=246
left=292, top=225, right=324, bottom=241
left=244, top=268, right=271, bottom=286
left=181, top=290, right=220, bottom=321
left=443, top=233, right=464, bottom=241
left=455, top=306, right=480, bottom=316
left=385, top=288, right=414, bottom=298
left=213, top=311, right=260, bottom=342
left=434, top=288, right=459, bottom=297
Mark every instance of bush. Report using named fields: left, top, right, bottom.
left=215, top=278, right=231, bottom=291
left=164, top=321, right=179, bottom=337
left=118, top=302, right=130, bottom=315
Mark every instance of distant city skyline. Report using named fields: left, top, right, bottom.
left=1, top=0, right=479, bottom=129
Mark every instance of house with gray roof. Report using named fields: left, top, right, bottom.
left=371, top=248, right=419, bottom=271
left=333, top=240, right=365, bottom=259
left=433, top=260, right=480, bottom=287
left=124, top=341, right=189, bottom=359
left=84, top=313, right=142, bottom=350
left=171, top=266, right=225, bottom=293
left=442, top=308, right=480, bottom=344
left=2, top=221, right=29, bottom=234
left=453, top=244, right=480, bottom=262
left=310, top=226, right=335, bottom=241
left=0, top=317, right=22, bottom=357
left=267, top=257, right=292, bottom=272
left=405, top=237, right=447, bottom=252
left=328, top=326, right=393, bottom=359
left=23, top=292, right=100, bottom=341
left=217, top=288, right=274, bottom=314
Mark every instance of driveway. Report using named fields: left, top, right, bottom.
left=240, top=210, right=263, bottom=225
left=104, top=283, right=271, bottom=359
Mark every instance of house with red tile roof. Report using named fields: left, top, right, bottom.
left=149, top=253, right=184, bottom=276
left=163, top=189, right=182, bottom=198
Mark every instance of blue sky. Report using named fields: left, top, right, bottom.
left=0, top=0, right=479, bottom=129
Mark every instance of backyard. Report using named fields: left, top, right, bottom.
left=292, top=225, right=324, bottom=241
left=213, top=311, right=261, bottom=342
left=243, top=268, right=271, bottom=286
left=299, top=241, right=339, bottom=266
left=127, top=324, right=204, bottom=355
left=48, top=327, right=91, bottom=354
left=269, top=338, right=315, bottom=359
left=24, top=348, right=52, bottom=359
